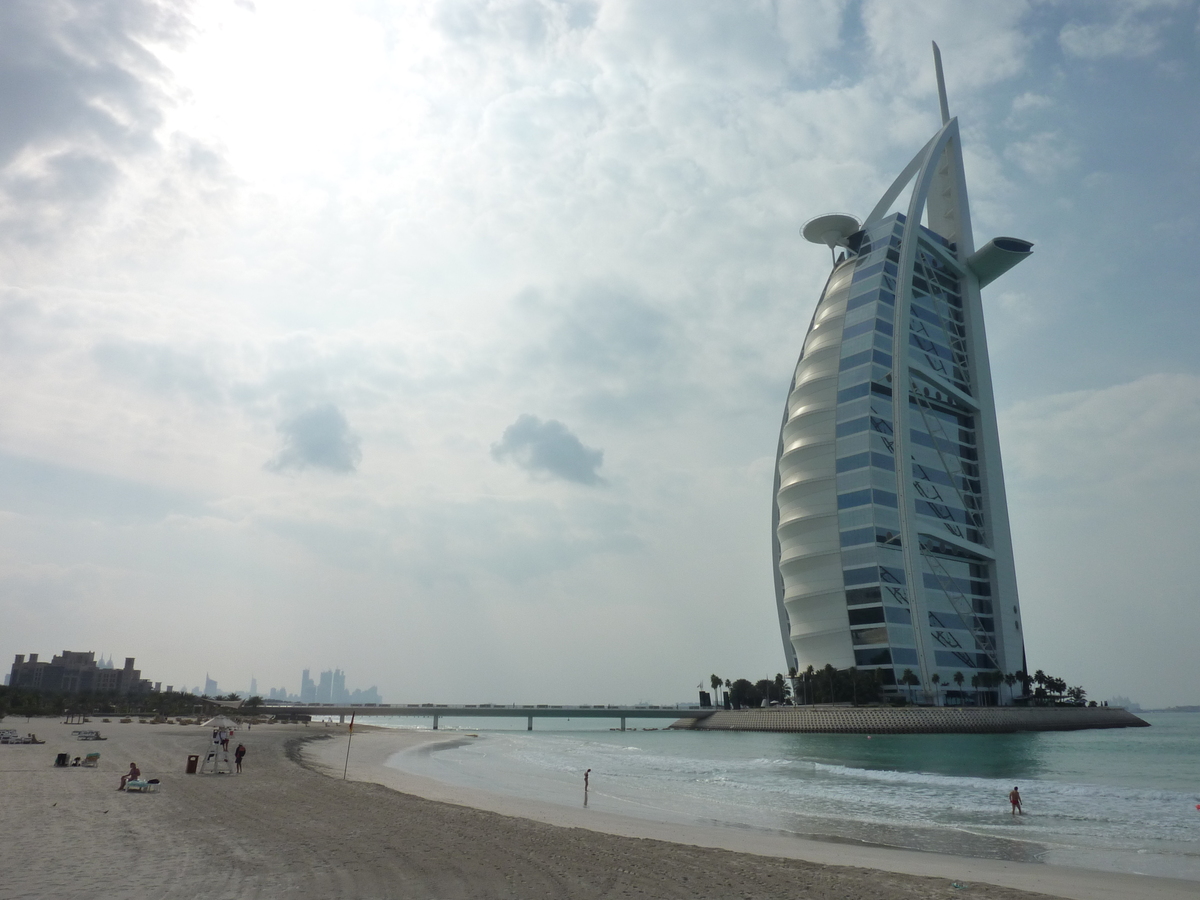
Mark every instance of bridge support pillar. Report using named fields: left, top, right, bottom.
left=620, top=717, right=626, bottom=731
left=527, top=716, right=533, bottom=731
left=433, top=715, right=439, bottom=730
left=339, top=714, right=344, bottom=724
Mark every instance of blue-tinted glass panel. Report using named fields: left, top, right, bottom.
left=840, top=527, right=874, bottom=547
left=846, top=587, right=882, bottom=606
left=847, top=606, right=885, bottom=625
left=837, top=489, right=873, bottom=510
left=884, top=606, right=911, bottom=624
left=840, top=349, right=872, bottom=370
left=846, top=292, right=875, bottom=313
left=836, top=452, right=869, bottom=472
left=837, top=383, right=870, bottom=403
left=843, top=566, right=879, bottom=586
left=891, top=648, right=919, bottom=665
left=922, top=573, right=991, bottom=596
left=836, top=417, right=870, bottom=438
left=842, top=318, right=873, bottom=340
left=855, top=648, right=892, bottom=666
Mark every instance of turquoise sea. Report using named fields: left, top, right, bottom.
left=372, top=711, right=1200, bottom=881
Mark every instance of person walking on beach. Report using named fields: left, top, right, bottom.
left=584, top=769, right=590, bottom=792
left=1009, top=786, right=1023, bottom=816
left=118, top=762, right=140, bottom=791
left=235, top=743, right=246, bottom=773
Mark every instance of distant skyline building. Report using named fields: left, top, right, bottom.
left=266, top=668, right=381, bottom=704
left=316, top=669, right=333, bottom=703
left=772, top=45, right=1031, bottom=703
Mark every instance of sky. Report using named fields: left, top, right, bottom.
left=2, top=0, right=1198, bottom=708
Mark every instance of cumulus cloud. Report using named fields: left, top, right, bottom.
left=267, top=404, right=362, bottom=473
left=491, top=414, right=604, bottom=485
left=1059, top=1, right=1178, bottom=60
left=0, top=0, right=189, bottom=241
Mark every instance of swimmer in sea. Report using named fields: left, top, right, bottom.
left=1009, top=786, right=1022, bottom=816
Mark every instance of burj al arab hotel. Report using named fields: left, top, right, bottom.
left=771, top=45, right=1032, bottom=702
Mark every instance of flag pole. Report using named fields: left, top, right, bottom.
left=343, top=712, right=355, bottom=780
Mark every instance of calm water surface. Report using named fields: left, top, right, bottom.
left=372, top=711, right=1200, bottom=881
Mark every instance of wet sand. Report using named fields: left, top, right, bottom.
left=0, top=718, right=1193, bottom=899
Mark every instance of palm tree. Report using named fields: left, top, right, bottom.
left=823, top=664, right=837, bottom=704
left=899, top=668, right=919, bottom=704
left=710, top=674, right=722, bottom=706
left=804, top=666, right=815, bottom=705
left=1004, top=672, right=1017, bottom=705
left=931, top=673, right=941, bottom=706
left=952, top=670, right=965, bottom=705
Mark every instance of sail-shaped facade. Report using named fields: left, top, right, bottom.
left=772, top=46, right=1032, bottom=703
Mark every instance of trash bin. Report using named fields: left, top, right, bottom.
left=55, top=753, right=69, bottom=767
left=186, top=754, right=199, bottom=774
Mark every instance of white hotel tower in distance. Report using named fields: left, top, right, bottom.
left=771, top=45, right=1032, bottom=704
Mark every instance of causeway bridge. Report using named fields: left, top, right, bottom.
left=252, top=703, right=713, bottom=731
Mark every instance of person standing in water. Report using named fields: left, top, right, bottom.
left=1009, top=786, right=1023, bottom=815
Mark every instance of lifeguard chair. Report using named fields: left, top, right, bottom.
left=198, top=714, right=237, bottom=774
left=199, top=746, right=233, bottom=774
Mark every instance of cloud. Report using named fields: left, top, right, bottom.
left=491, top=413, right=604, bottom=485
left=267, top=404, right=362, bottom=473
left=0, top=0, right=190, bottom=242
left=93, top=339, right=222, bottom=403
left=0, top=450, right=201, bottom=522
left=999, top=373, right=1200, bottom=706
left=1059, top=1, right=1179, bottom=60
left=514, top=281, right=682, bottom=422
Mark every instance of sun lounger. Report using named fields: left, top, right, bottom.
left=124, top=779, right=159, bottom=793
left=0, top=732, right=43, bottom=744
left=82, top=753, right=100, bottom=767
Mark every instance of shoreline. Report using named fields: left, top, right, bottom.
left=305, top=725, right=1197, bottom=900
left=1, top=716, right=1194, bottom=900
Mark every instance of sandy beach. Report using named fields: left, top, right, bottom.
left=1, top=718, right=1194, bottom=900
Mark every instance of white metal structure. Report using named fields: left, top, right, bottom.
left=772, top=44, right=1032, bottom=703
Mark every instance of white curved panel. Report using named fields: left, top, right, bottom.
left=775, top=476, right=836, bottom=522
left=776, top=513, right=839, bottom=557
left=777, top=442, right=836, bottom=488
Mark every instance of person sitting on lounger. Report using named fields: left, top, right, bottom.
left=118, top=762, right=141, bottom=791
